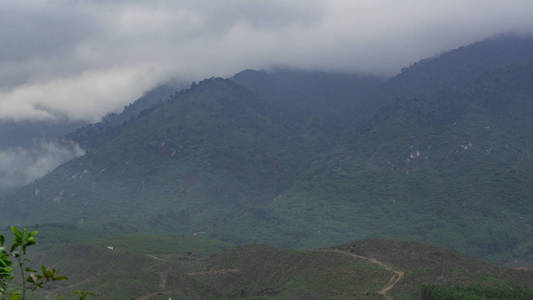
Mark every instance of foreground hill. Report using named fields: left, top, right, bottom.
left=25, top=237, right=533, bottom=299
left=335, top=240, right=533, bottom=299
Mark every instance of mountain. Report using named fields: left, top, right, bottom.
left=2, top=35, right=533, bottom=266
left=25, top=235, right=533, bottom=299
left=0, top=69, right=382, bottom=229
left=0, top=78, right=320, bottom=230
left=252, top=59, right=533, bottom=261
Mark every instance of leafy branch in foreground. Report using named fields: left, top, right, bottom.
left=0, top=227, right=92, bottom=300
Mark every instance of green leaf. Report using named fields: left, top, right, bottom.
left=73, top=290, right=95, bottom=300
left=53, top=276, right=68, bottom=281
left=9, top=244, right=19, bottom=254
left=8, top=291, right=20, bottom=300
left=41, top=266, right=49, bottom=278
left=10, top=227, right=22, bottom=241
left=0, top=257, right=10, bottom=268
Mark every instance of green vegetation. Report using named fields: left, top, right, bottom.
left=0, top=78, right=329, bottom=241
left=0, top=227, right=92, bottom=300
left=92, top=233, right=233, bottom=256
left=23, top=238, right=533, bottom=299
left=421, top=285, right=533, bottom=300
left=26, top=238, right=391, bottom=299
left=334, top=240, right=533, bottom=299
left=256, top=61, right=533, bottom=261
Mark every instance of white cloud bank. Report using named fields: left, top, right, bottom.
left=0, top=141, right=85, bottom=189
left=1, top=0, right=533, bottom=122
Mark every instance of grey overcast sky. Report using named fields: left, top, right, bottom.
left=1, top=0, right=533, bottom=122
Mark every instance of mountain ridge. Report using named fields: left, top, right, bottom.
left=2, top=34, right=533, bottom=267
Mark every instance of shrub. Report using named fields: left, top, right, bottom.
left=0, top=226, right=93, bottom=300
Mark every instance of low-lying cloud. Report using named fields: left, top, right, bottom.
left=0, top=141, right=85, bottom=189
left=1, top=0, right=533, bottom=122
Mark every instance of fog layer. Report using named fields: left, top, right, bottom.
left=0, top=141, right=85, bottom=189
left=1, top=0, right=533, bottom=121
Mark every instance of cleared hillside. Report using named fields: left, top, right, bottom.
left=26, top=238, right=533, bottom=300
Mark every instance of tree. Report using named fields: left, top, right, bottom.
left=0, top=226, right=93, bottom=300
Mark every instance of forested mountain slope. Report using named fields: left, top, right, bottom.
left=0, top=79, right=326, bottom=231
left=255, top=61, right=533, bottom=261
left=2, top=35, right=533, bottom=266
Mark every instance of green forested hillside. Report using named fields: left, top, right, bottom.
left=0, top=78, right=327, bottom=233
left=2, top=35, right=533, bottom=267
left=252, top=61, right=533, bottom=260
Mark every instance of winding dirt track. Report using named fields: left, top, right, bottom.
left=138, top=250, right=403, bottom=300
left=320, top=249, right=404, bottom=300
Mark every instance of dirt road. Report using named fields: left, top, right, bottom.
left=137, top=250, right=403, bottom=300
left=320, top=249, right=404, bottom=300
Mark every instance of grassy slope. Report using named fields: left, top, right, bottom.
left=24, top=238, right=533, bottom=300
left=335, top=240, right=533, bottom=300
left=28, top=239, right=391, bottom=300
left=27, top=231, right=231, bottom=300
